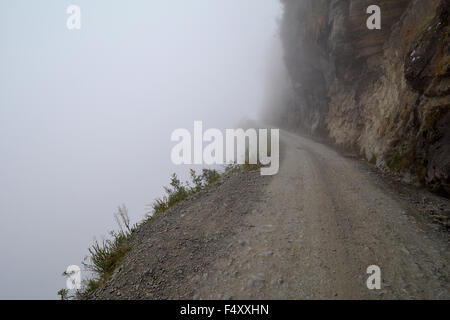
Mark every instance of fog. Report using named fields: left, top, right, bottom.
left=0, top=1, right=283, bottom=299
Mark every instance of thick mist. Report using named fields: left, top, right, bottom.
left=0, top=1, right=283, bottom=299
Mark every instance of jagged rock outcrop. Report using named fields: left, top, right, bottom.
left=276, top=0, right=450, bottom=195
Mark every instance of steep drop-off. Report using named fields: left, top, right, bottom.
left=91, top=130, right=450, bottom=300
left=273, top=0, right=449, bottom=195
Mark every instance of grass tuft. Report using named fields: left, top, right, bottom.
left=150, top=169, right=221, bottom=216
left=61, top=166, right=255, bottom=299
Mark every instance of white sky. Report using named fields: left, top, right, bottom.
left=0, top=0, right=282, bottom=299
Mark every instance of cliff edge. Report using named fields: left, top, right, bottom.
left=272, top=0, right=449, bottom=195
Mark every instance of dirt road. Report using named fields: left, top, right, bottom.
left=94, top=131, right=449, bottom=299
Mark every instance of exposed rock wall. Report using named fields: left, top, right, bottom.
left=277, top=0, right=450, bottom=195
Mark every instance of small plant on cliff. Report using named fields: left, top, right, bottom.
left=200, top=168, right=221, bottom=185
left=190, top=168, right=204, bottom=192
left=79, top=205, right=134, bottom=298
left=57, top=288, right=70, bottom=300
left=242, top=138, right=272, bottom=172
left=150, top=169, right=221, bottom=216
left=75, top=167, right=245, bottom=298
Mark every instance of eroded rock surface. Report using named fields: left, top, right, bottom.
left=275, top=0, right=450, bottom=195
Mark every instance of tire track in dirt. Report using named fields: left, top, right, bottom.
left=93, top=131, right=449, bottom=299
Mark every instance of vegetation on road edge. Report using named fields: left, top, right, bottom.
left=58, top=165, right=260, bottom=299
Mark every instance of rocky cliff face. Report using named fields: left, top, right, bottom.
left=276, top=0, right=450, bottom=195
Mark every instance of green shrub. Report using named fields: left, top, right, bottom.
left=78, top=206, right=134, bottom=297
left=86, top=231, right=131, bottom=279
left=201, top=168, right=220, bottom=185
left=57, top=288, right=70, bottom=300
left=73, top=166, right=249, bottom=298
left=150, top=169, right=221, bottom=216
